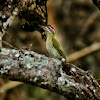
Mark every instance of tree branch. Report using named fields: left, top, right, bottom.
left=67, top=42, right=100, bottom=62
left=1, top=42, right=100, bottom=94
left=0, top=81, right=23, bottom=93
left=0, top=48, right=100, bottom=100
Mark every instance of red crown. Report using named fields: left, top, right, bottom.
left=46, top=25, right=55, bottom=31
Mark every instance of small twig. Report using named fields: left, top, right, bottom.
left=2, top=41, right=17, bottom=50
left=5, top=31, right=14, bottom=43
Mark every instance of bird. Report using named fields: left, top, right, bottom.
left=40, top=25, right=66, bottom=61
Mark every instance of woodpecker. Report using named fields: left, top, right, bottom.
left=41, top=25, right=66, bottom=61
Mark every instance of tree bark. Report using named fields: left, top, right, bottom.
left=0, top=48, right=100, bottom=100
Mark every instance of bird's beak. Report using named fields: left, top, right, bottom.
left=39, top=25, right=46, bottom=31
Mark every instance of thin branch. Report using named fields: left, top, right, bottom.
left=67, top=42, right=100, bottom=62
left=0, top=48, right=100, bottom=100
left=0, top=81, right=23, bottom=93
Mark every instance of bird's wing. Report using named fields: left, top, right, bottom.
left=52, top=37, right=66, bottom=59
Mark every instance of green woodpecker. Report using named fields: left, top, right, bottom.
left=41, top=25, right=66, bottom=61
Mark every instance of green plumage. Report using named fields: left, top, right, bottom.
left=46, top=34, right=66, bottom=60
left=52, top=36, right=66, bottom=59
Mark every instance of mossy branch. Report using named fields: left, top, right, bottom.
left=0, top=48, right=100, bottom=100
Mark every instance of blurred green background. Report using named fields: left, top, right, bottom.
left=0, top=0, right=100, bottom=100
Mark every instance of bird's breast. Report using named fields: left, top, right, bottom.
left=46, top=38, right=53, bottom=55
left=46, top=37, right=60, bottom=58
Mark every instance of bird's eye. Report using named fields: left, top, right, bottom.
left=47, top=27, right=55, bottom=33
left=48, top=27, right=51, bottom=30
left=46, top=25, right=55, bottom=33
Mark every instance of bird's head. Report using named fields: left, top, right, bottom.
left=40, top=25, right=56, bottom=35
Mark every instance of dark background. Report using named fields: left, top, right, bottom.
left=0, top=0, right=100, bottom=100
